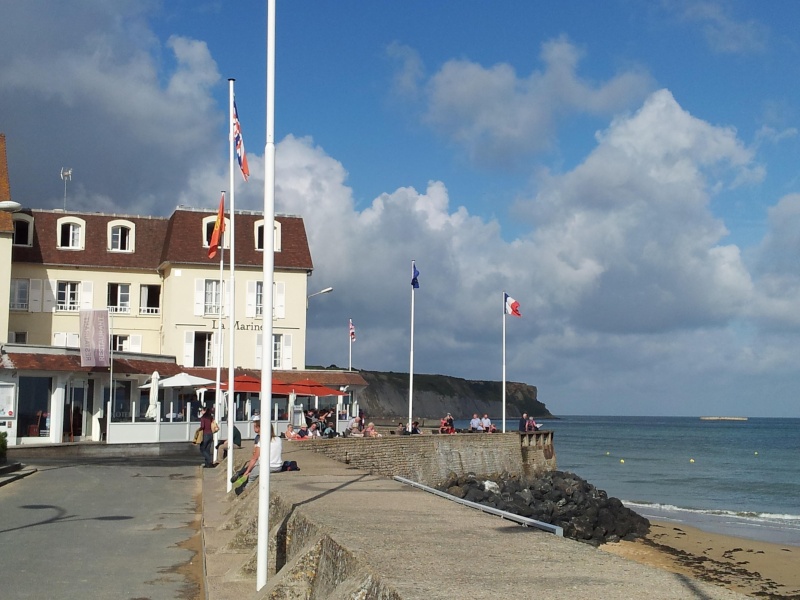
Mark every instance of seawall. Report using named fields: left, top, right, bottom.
left=300, top=430, right=556, bottom=486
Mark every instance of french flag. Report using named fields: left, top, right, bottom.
left=504, top=293, right=521, bottom=317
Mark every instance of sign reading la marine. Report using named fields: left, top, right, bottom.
left=211, top=320, right=262, bottom=331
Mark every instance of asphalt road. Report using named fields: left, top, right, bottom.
left=0, top=456, right=204, bottom=600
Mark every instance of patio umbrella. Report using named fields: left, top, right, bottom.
left=219, top=375, right=262, bottom=393
left=289, top=378, right=347, bottom=397
left=158, top=373, right=215, bottom=388
left=144, top=371, right=160, bottom=419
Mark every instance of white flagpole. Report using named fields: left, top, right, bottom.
left=349, top=319, right=352, bottom=371
left=258, top=0, right=276, bottom=590
left=226, top=79, right=237, bottom=490
left=502, top=291, right=507, bottom=433
left=408, top=261, right=415, bottom=430
left=213, top=207, right=225, bottom=459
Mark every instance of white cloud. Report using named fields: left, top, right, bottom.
left=677, top=1, right=769, bottom=55
left=394, top=36, right=653, bottom=166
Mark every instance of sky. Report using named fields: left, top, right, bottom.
left=2, top=1, right=800, bottom=417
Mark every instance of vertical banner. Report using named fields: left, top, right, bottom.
left=80, top=309, right=110, bottom=367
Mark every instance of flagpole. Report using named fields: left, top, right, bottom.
left=226, top=78, right=237, bottom=491
left=349, top=320, right=352, bottom=371
left=502, top=291, right=507, bottom=433
left=408, top=261, right=415, bottom=430
left=258, top=0, right=276, bottom=590
left=214, top=204, right=225, bottom=458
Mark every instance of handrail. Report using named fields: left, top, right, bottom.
left=393, top=475, right=563, bottom=537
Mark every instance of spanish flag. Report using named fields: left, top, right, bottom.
left=208, top=193, right=225, bottom=259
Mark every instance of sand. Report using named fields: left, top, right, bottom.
left=600, top=520, right=800, bottom=598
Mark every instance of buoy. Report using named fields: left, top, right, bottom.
left=620, top=459, right=625, bottom=464
left=606, top=451, right=610, bottom=456
left=689, top=458, right=695, bottom=463
left=754, top=451, right=758, bottom=456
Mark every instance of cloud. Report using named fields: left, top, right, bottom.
left=391, top=36, right=653, bottom=167
left=674, top=0, right=768, bottom=54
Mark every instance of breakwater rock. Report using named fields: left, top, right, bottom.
left=439, top=470, right=650, bottom=546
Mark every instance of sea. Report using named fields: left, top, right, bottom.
left=455, top=415, right=800, bottom=547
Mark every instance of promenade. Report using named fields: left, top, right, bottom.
left=202, top=442, right=747, bottom=600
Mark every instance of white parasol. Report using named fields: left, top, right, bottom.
left=144, top=371, right=160, bottom=419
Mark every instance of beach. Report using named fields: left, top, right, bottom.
left=601, top=519, right=800, bottom=598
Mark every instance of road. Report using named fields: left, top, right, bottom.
left=0, top=456, right=204, bottom=600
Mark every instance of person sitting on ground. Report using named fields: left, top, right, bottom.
left=268, top=426, right=300, bottom=473
left=518, top=412, right=529, bottom=432
left=396, top=421, right=408, bottom=435
left=481, top=414, right=492, bottom=432
left=230, top=415, right=262, bottom=495
left=283, top=424, right=297, bottom=440
left=295, top=423, right=310, bottom=439
left=215, top=425, right=242, bottom=459
left=410, top=421, right=423, bottom=435
left=363, top=422, right=382, bottom=438
left=469, top=413, right=484, bottom=432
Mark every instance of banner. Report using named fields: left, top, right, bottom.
left=80, top=309, right=110, bottom=367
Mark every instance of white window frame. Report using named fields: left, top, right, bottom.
left=56, top=281, right=81, bottom=312
left=202, top=215, right=230, bottom=251
left=10, top=278, right=30, bottom=311
left=108, top=219, right=135, bottom=252
left=139, top=284, right=161, bottom=315
left=203, top=279, right=223, bottom=316
left=12, top=214, right=34, bottom=246
left=56, top=216, right=86, bottom=250
left=254, top=219, right=281, bottom=252
left=107, top=283, right=131, bottom=314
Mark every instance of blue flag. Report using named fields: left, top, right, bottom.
left=411, top=261, right=420, bottom=289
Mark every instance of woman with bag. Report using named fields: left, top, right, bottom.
left=199, top=407, right=215, bottom=468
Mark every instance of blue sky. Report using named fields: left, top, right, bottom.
left=3, top=1, right=800, bottom=417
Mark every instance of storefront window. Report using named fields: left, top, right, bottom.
left=18, top=377, right=52, bottom=437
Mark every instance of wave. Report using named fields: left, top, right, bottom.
left=623, top=500, right=800, bottom=525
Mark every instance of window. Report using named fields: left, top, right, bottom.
left=111, top=335, right=129, bottom=352
left=184, top=332, right=215, bottom=367
left=254, top=220, right=281, bottom=251
left=12, top=214, right=33, bottom=246
left=108, top=220, right=135, bottom=252
left=107, top=283, right=130, bottom=314
left=7, top=331, right=27, bottom=344
left=272, top=334, right=283, bottom=369
left=256, top=333, right=292, bottom=370
left=202, top=215, right=229, bottom=251
left=204, top=280, right=222, bottom=315
left=56, top=282, right=80, bottom=311
left=56, top=217, right=85, bottom=250
left=139, top=284, right=161, bottom=315
left=255, top=281, right=264, bottom=317
left=10, top=279, right=29, bottom=310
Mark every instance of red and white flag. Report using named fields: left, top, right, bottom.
left=233, top=100, right=250, bottom=181
left=504, top=293, right=521, bottom=317
left=208, top=193, right=225, bottom=259
left=349, top=319, right=356, bottom=342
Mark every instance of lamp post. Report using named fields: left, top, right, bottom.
left=306, top=286, right=333, bottom=308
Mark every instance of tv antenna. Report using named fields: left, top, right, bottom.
left=60, top=167, right=72, bottom=211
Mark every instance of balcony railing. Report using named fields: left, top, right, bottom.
left=139, top=306, right=161, bottom=315
left=10, top=302, right=29, bottom=311
left=108, top=305, right=131, bottom=314
left=56, top=303, right=80, bottom=312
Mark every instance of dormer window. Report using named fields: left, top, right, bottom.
left=108, top=219, right=135, bottom=252
left=255, top=219, right=281, bottom=252
left=56, top=216, right=85, bottom=250
left=202, top=215, right=229, bottom=251
left=12, top=214, right=34, bottom=246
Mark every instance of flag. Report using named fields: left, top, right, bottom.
left=349, top=319, right=356, bottom=342
left=411, top=261, right=420, bottom=289
left=504, top=293, right=521, bottom=317
left=208, top=193, right=225, bottom=259
left=233, top=100, right=250, bottom=181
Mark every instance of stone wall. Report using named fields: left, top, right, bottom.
left=303, top=431, right=556, bottom=486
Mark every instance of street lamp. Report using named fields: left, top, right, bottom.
left=306, top=286, right=333, bottom=308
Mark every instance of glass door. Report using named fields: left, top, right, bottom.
left=65, top=381, right=88, bottom=441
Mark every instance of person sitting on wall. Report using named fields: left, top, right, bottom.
left=481, top=414, right=492, bottom=432
left=215, top=425, right=242, bottom=459
left=526, top=417, right=540, bottom=432
left=306, top=422, right=322, bottom=439
left=396, top=421, right=408, bottom=435
left=347, top=416, right=364, bottom=437
left=410, top=421, right=423, bottom=435
left=469, top=413, right=484, bottom=432
left=283, top=424, right=298, bottom=440
left=295, top=423, right=310, bottom=439
left=445, top=413, right=455, bottom=434
left=363, top=422, right=382, bottom=438
left=518, top=413, right=529, bottom=432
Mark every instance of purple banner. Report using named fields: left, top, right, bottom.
left=80, top=309, right=110, bottom=367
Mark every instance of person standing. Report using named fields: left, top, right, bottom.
left=199, top=407, right=214, bottom=467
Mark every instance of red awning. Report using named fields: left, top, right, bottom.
left=219, top=376, right=345, bottom=397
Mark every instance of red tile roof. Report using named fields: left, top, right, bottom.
left=11, top=208, right=313, bottom=272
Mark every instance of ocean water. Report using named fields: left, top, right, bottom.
left=459, top=416, right=800, bottom=547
